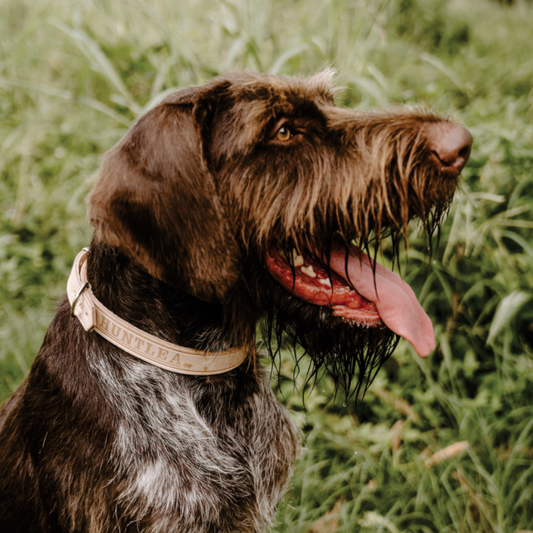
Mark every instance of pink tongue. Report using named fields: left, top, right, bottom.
left=328, top=244, right=435, bottom=357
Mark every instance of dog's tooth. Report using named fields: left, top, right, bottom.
left=318, top=277, right=331, bottom=287
left=301, top=265, right=316, bottom=278
left=291, top=249, right=304, bottom=267
left=278, top=248, right=287, bottom=261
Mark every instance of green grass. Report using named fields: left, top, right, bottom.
left=1, top=0, right=533, bottom=531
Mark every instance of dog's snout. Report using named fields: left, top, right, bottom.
left=426, top=122, right=473, bottom=175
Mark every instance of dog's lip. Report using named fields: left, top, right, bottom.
left=265, top=245, right=382, bottom=326
left=265, top=243, right=435, bottom=357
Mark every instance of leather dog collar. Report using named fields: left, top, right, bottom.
left=67, top=248, right=247, bottom=375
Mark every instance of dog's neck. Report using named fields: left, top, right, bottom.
left=85, top=240, right=237, bottom=354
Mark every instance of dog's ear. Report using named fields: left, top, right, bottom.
left=88, top=82, right=241, bottom=303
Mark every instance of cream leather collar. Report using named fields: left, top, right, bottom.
left=67, top=248, right=247, bottom=375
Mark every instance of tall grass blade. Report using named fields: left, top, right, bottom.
left=487, top=291, right=530, bottom=346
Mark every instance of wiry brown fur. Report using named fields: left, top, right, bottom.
left=0, top=71, right=470, bottom=533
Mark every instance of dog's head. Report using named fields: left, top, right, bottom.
left=89, top=71, right=471, bottom=396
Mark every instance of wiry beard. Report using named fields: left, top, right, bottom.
left=256, top=276, right=400, bottom=404
left=231, top=220, right=446, bottom=404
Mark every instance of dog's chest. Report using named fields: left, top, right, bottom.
left=95, top=357, right=299, bottom=533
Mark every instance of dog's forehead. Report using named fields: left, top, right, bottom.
left=224, top=70, right=337, bottom=107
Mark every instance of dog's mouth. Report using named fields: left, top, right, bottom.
left=265, top=242, right=435, bottom=357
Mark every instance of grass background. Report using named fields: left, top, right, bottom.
left=1, top=0, right=533, bottom=531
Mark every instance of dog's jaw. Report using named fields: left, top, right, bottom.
left=264, top=242, right=435, bottom=357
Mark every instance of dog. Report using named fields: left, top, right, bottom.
left=0, top=71, right=472, bottom=533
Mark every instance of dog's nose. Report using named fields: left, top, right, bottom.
left=425, top=122, right=473, bottom=175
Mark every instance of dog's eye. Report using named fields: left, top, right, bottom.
left=276, top=126, right=292, bottom=141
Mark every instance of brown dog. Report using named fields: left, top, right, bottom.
left=0, top=71, right=471, bottom=533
